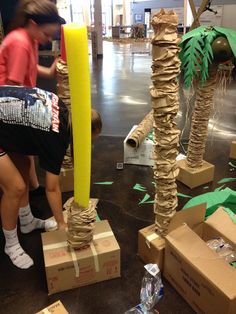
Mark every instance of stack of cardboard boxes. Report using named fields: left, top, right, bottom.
left=138, top=204, right=236, bottom=313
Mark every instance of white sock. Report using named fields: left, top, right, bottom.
left=19, top=204, right=57, bottom=234
left=3, top=227, right=34, bottom=269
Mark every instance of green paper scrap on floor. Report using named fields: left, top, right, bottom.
left=217, top=178, right=236, bottom=184
left=183, top=187, right=236, bottom=219
left=177, top=193, right=192, bottom=199
left=139, top=193, right=151, bottom=204
left=94, top=181, right=114, bottom=185
left=133, top=183, right=147, bottom=192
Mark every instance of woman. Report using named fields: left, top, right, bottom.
left=0, top=0, right=62, bottom=196
left=0, top=85, right=102, bottom=269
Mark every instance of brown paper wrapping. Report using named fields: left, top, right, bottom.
left=186, top=66, right=217, bottom=168
left=126, top=110, right=154, bottom=148
left=63, top=198, right=98, bottom=249
left=56, top=58, right=73, bottom=169
left=150, top=9, right=181, bottom=236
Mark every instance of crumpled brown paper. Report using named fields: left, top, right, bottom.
left=150, top=9, right=181, bottom=236
left=64, top=197, right=98, bottom=249
left=186, top=66, right=217, bottom=168
left=56, top=58, right=73, bottom=169
left=126, top=110, right=154, bottom=148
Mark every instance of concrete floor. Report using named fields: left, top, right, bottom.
left=0, top=41, right=236, bottom=314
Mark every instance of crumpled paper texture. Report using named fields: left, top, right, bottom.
left=56, top=58, right=73, bottom=169
left=64, top=197, right=98, bottom=249
left=186, top=66, right=217, bottom=168
left=126, top=110, right=154, bottom=148
left=151, top=9, right=181, bottom=236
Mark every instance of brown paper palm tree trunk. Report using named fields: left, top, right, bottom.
left=186, top=66, right=217, bottom=167
left=150, top=10, right=181, bottom=236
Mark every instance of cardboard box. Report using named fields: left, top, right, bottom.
left=177, top=159, right=215, bottom=188
left=138, top=204, right=206, bottom=270
left=164, top=206, right=236, bottom=314
left=36, top=300, right=68, bottom=314
left=230, top=141, right=236, bottom=159
left=138, top=224, right=165, bottom=270
left=59, top=167, right=74, bottom=192
left=41, top=220, right=120, bottom=295
left=124, top=125, right=154, bottom=166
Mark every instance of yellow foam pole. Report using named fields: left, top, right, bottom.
left=64, top=23, right=91, bottom=207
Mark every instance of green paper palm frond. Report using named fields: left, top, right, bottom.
left=200, top=30, right=218, bottom=84
left=180, top=33, right=205, bottom=88
left=180, top=26, right=206, bottom=45
left=179, top=26, right=234, bottom=88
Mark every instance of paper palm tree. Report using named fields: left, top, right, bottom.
left=179, top=26, right=236, bottom=168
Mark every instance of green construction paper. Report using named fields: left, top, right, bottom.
left=94, top=181, right=114, bottom=185
left=217, top=178, right=236, bottom=184
left=96, top=213, right=101, bottom=221
left=179, top=26, right=236, bottom=87
left=231, top=262, right=236, bottom=268
left=177, top=193, right=192, bottom=198
left=214, top=185, right=225, bottom=192
left=147, top=130, right=154, bottom=142
left=144, top=200, right=155, bottom=204
left=139, top=194, right=151, bottom=204
left=183, top=188, right=236, bottom=218
left=224, top=190, right=236, bottom=205
left=133, top=183, right=147, bottom=192
left=229, top=161, right=236, bottom=168
left=180, top=26, right=206, bottom=45
left=223, top=207, right=236, bottom=224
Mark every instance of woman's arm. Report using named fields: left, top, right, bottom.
left=37, top=58, right=58, bottom=79
left=45, top=170, right=67, bottom=229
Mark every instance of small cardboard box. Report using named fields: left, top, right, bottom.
left=230, top=141, right=236, bottom=159
left=138, top=204, right=206, bottom=270
left=41, top=220, right=120, bottom=295
left=177, top=159, right=215, bottom=188
left=36, top=300, right=68, bottom=314
left=124, top=125, right=154, bottom=166
left=164, top=206, right=236, bottom=314
left=138, top=224, right=165, bottom=270
left=59, top=167, right=74, bottom=192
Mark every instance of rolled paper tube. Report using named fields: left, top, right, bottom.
left=60, top=25, right=67, bottom=62
left=64, top=23, right=91, bottom=208
left=126, top=110, right=154, bottom=148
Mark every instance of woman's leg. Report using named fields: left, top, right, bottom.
left=0, top=153, right=33, bottom=269
left=0, top=153, right=26, bottom=230
left=29, top=156, right=39, bottom=189
left=29, top=155, right=45, bottom=194
left=9, top=153, right=57, bottom=233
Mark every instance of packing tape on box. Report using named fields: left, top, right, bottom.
left=93, top=231, right=113, bottom=240
left=90, top=242, right=100, bottom=272
left=69, top=246, right=80, bottom=277
left=43, top=231, right=114, bottom=277
left=145, top=232, right=159, bottom=249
